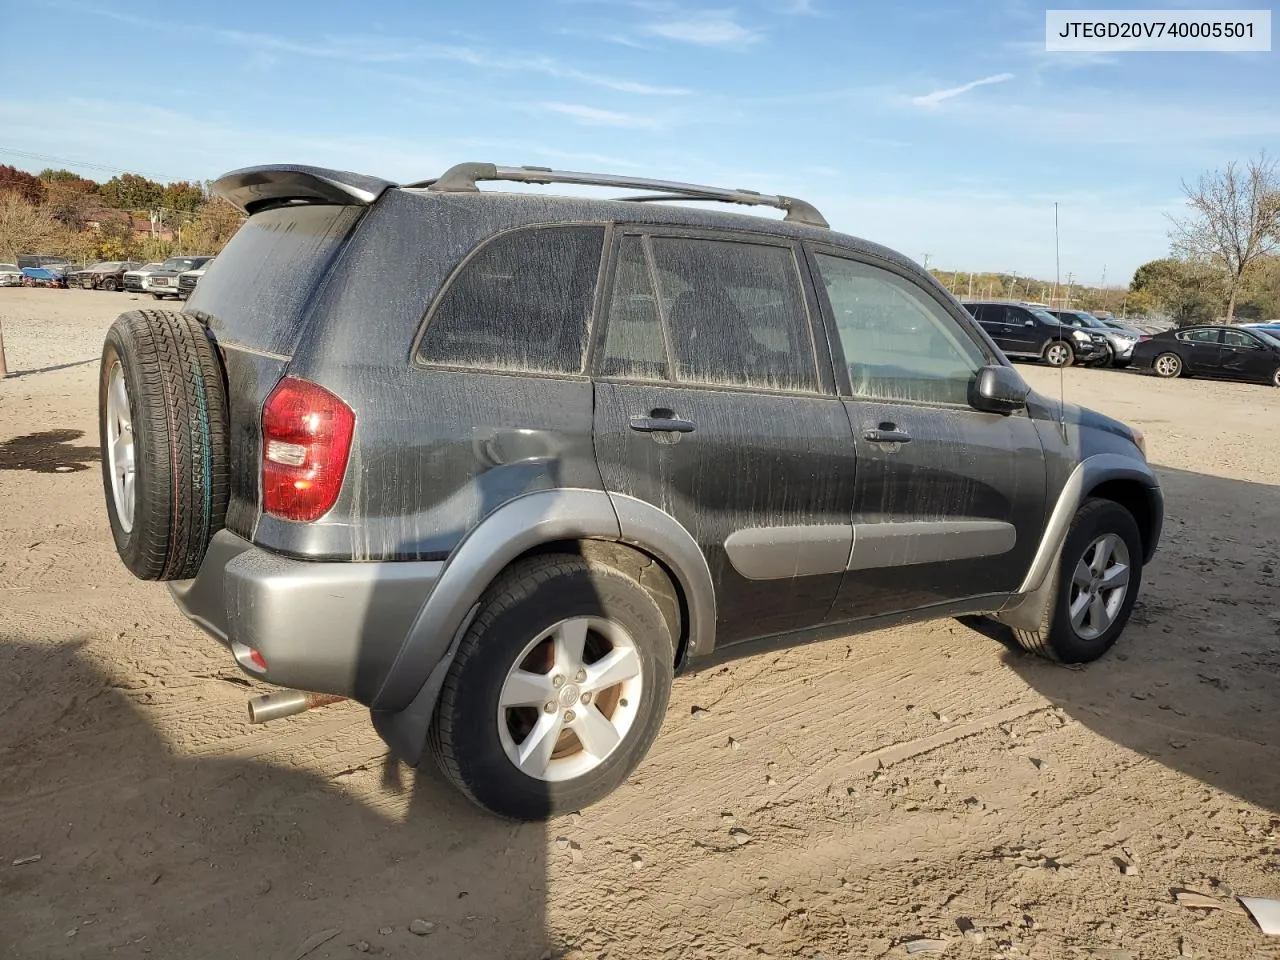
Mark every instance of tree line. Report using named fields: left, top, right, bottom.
left=0, top=164, right=245, bottom=264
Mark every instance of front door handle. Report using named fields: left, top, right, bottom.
left=630, top=413, right=696, bottom=434
left=863, top=426, right=912, bottom=444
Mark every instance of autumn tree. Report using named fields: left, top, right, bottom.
left=181, top=198, right=246, bottom=254
left=0, top=192, right=64, bottom=261
left=1130, top=258, right=1224, bottom=326
left=161, top=181, right=205, bottom=214
left=0, top=164, right=47, bottom=204
left=42, top=176, right=102, bottom=230
left=1168, top=151, right=1280, bottom=322
left=100, top=172, right=164, bottom=212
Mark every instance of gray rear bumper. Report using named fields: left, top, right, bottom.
left=167, top=530, right=442, bottom=702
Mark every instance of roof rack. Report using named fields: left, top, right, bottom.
left=408, top=163, right=829, bottom=229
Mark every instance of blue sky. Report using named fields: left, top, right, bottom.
left=1, top=0, right=1276, bottom=283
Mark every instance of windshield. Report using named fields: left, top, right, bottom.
left=1256, top=330, right=1280, bottom=349
left=161, top=258, right=202, bottom=272
left=94, top=262, right=122, bottom=271
left=0, top=264, right=17, bottom=271
left=1032, top=308, right=1065, bottom=325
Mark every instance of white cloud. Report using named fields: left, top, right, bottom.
left=911, top=73, right=1015, bottom=108
left=641, top=9, right=763, bottom=48
left=538, top=101, right=662, bottom=128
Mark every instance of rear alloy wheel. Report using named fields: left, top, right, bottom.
left=430, top=554, right=673, bottom=820
left=1044, top=340, right=1074, bottom=367
left=1272, top=367, right=1280, bottom=388
left=1153, top=352, right=1182, bottom=378
left=1013, top=498, right=1143, bottom=663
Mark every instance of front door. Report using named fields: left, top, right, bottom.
left=806, top=248, right=1048, bottom=620
left=1219, top=327, right=1272, bottom=380
left=592, top=230, right=857, bottom=646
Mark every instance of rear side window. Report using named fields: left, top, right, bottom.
left=188, top=205, right=362, bottom=355
left=418, top=225, right=605, bottom=375
left=1179, top=328, right=1220, bottom=344
left=647, top=237, right=818, bottom=393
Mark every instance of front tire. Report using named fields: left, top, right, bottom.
left=429, top=555, right=674, bottom=820
left=1271, top=366, right=1280, bottom=388
left=1013, top=498, right=1143, bottom=663
left=1152, top=352, right=1182, bottom=378
left=1043, top=340, right=1074, bottom=367
left=102, top=278, right=118, bottom=292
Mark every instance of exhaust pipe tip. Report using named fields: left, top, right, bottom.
left=247, top=690, right=348, bottom=724
left=247, top=691, right=311, bottom=724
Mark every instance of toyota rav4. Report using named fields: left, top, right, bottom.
left=98, top=162, right=1163, bottom=820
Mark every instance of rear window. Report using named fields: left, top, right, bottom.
left=187, top=204, right=363, bottom=355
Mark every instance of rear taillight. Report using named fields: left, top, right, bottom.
left=261, top=377, right=355, bottom=522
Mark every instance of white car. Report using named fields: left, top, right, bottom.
left=0, top=263, right=22, bottom=287
left=123, top=263, right=164, bottom=293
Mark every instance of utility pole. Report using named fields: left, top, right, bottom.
left=922, top=253, right=931, bottom=271
left=967, top=272, right=974, bottom=298
left=1065, top=271, right=1075, bottom=308
left=1009, top=270, right=1019, bottom=299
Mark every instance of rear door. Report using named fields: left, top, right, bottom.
left=1004, top=305, right=1046, bottom=356
left=807, top=248, right=1048, bottom=620
left=592, top=229, right=857, bottom=646
left=1180, top=328, right=1223, bottom=373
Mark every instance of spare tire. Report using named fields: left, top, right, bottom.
left=99, top=310, right=229, bottom=581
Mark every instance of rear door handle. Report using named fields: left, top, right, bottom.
left=863, top=427, right=912, bottom=444
left=630, top=414, right=696, bottom=434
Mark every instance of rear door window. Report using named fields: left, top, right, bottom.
left=645, top=236, right=819, bottom=393
left=418, top=225, right=605, bottom=375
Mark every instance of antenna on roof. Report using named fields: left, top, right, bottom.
left=1055, top=201, right=1066, bottom=438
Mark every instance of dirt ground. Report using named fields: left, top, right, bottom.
left=2, top=287, right=1279, bottom=960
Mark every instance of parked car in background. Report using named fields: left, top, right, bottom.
left=70, top=260, right=143, bottom=291
left=17, top=254, right=71, bottom=270
left=0, top=263, right=22, bottom=287
left=1243, top=322, right=1280, bottom=340
left=962, top=299, right=1110, bottom=367
left=143, top=256, right=214, bottom=300
left=21, top=265, right=70, bottom=288
left=177, top=259, right=213, bottom=300
left=1048, top=309, right=1143, bottom=368
left=123, top=263, right=164, bottom=293
left=1132, top=325, right=1280, bottom=387
left=98, top=160, right=1162, bottom=820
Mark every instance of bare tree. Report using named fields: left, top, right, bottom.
left=0, top=192, right=62, bottom=262
left=1169, top=151, right=1280, bottom=322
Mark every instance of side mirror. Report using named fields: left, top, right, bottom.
left=970, top=364, right=1030, bottom=415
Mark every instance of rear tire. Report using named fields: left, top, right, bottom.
left=1043, top=340, right=1074, bottom=367
left=99, top=310, right=229, bottom=581
left=1271, top=366, right=1280, bottom=388
left=1013, top=498, right=1143, bottom=663
left=429, top=555, right=674, bottom=821
left=1152, top=352, right=1182, bottom=378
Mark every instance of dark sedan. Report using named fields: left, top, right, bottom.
left=1131, top=325, right=1280, bottom=387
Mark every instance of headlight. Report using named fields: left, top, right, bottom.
left=1131, top=427, right=1146, bottom=458
left=1071, top=330, right=1091, bottom=342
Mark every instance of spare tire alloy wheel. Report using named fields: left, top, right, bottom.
left=1045, top=341, right=1073, bottom=367
left=99, top=310, right=229, bottom=581
left=1153, top=353, right=1181, bottom=378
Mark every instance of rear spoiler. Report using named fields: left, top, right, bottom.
left=212, top=165, right=397, bottom=215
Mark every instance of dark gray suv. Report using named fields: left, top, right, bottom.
left=98, top=162, right=1163, bottom=820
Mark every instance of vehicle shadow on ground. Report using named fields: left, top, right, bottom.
left=0, top=638, right=553, bottom=960
left=963, top=465, right=1280, bottom=816
left=0, top=430, right=101, bottom=473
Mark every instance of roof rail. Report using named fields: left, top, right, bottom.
left=409, top=163, right=829, bottom=229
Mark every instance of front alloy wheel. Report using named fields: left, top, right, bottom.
left=1045, top=341, right=1074, bottom=367
left=1012, top=497, right=1143, bottom=663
